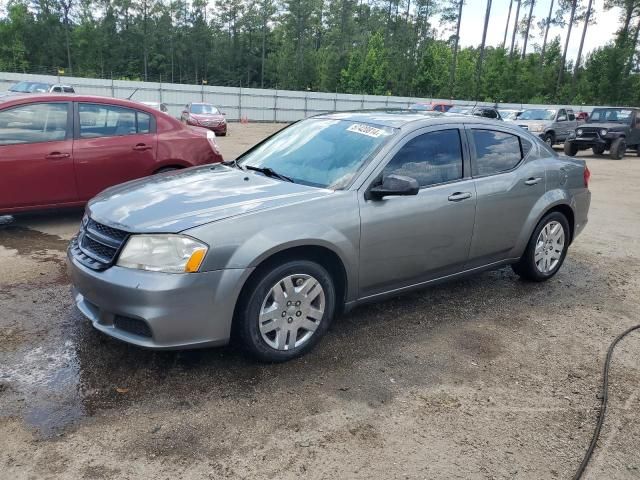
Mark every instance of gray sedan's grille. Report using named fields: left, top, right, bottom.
left=114, top=315, right=152, bottom=338
left=87, top=219, right=128, bottom=242
left=72, top=218, right=129, bottom=270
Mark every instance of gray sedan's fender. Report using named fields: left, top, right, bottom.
left=185, top=191, right=361, bottom=302
left=511, top=189, right=574, bottom=258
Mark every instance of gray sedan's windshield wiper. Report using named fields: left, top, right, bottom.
left=221, top=159, right=245, bottom=171
left=244, top=165, right=294, bottom=183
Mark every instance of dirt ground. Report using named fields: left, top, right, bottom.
left=1, top=122, right=639, bottom=480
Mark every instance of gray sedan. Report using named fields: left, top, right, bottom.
left=68, top=111, right=591, bottom=362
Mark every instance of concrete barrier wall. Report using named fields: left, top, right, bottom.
left=0, top=71, right=600, bottom=121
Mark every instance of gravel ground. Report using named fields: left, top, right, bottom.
left=0, top=122, right=639, bottom=480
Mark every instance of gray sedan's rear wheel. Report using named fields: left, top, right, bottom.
left=237, top=260, right=336, bottom=362
left=512, top=212, right=570, bottom=282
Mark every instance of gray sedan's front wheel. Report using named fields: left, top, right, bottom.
left=512, top=212, right=570, bottom=282
left=237, top=260, right=336, bottom=362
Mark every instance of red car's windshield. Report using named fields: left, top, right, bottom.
left=191, top=104, right=219, bottom=115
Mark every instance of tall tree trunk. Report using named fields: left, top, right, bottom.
left=261, top=18, right=267, bottom=88
left=626, top=14, right=640, bottom=76
left=476, top=0, right=492, bottom=100
left=621, top=2, right=634, bottom=40
left=556, top=0, right=577, bottom=94
left=503, top=0, right=513, bottom=48
left=521, top=0, right=535, bottom=59
left=573, top=0, right=593, bottom=85
left=509, top=0, right=521, bottom=59
left=540, top=0, right=554, bottom=64
left=449, top=0, right=464, bottom=96
left=60, top=0, right=74, bottom=73
left=65, top=20, right=73, bottom=73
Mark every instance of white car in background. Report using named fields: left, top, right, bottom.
left=139, top=101, right=169, bottom=113
left=499, top=109, right=522, bottom=121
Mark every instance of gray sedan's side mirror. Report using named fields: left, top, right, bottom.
left=368, top=174, right=419, bottom=200
left=557, top=115, right=567, bottom=122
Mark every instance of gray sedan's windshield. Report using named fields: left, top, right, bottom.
left=238, top=118, right=395, bottom=189
left=518, top=109, right=556, bottom=121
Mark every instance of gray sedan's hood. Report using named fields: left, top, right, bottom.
left=88, top=165, right=332, bottom=233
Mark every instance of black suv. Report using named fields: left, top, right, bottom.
left=564, top=107, right=640, bottom=159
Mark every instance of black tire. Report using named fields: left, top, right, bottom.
left=512, top=211, right=570, bottom=282
left=636, top=145, right=640, bottom=157
left=218, top=132, right=227, bottom=137
left=610, top=137, right=626, bottom=160
left=563, top=141, right=578, bottom=156
left=543, top=132, right=555, bottom=147
left=592, top=145, right=605, bottom=155
left=237, top=259, right=336, bottom=362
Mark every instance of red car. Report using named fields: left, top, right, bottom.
left=181, top=102, right=227, bottom=136
left=0, top=94, right=223, bottom=215
left=576, top=111, right=589, bottom=123
left=408, top=102, right=453, bottom=113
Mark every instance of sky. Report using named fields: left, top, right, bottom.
left=452, top=0, right=621, bottom=62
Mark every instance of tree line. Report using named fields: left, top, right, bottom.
left=1, top=0, right=639, bottom=106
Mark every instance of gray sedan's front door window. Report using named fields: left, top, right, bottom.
left=358, top=128, right=476, bottom=298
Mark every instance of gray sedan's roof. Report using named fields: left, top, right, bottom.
left=315, top=110, right=508, bottom=129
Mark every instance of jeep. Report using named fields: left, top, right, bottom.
left=564, top=107, right=640, bottom=160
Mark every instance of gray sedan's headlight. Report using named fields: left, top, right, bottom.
left=599, top=129, right=608, bottom=136
left=117, top=234, right=208, bottom=273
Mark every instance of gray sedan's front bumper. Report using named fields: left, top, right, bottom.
left=68, top=251, right=252, bottom=349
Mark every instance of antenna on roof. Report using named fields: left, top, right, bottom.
left=127, top=88, right=139, bottom=100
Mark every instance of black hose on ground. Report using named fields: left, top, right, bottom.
left=572, top=324, right=640, bottom=480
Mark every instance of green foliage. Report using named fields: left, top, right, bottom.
left=0, top=0, right=638, bottom=105
left=340, top=32, right=389, bottom=94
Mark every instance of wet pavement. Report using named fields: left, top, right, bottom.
left=1, top=132, right=639, bottom=479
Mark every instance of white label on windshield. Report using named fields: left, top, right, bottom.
left=347, top=123, right=385, bottom=138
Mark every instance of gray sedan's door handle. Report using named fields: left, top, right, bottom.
left=524, top=177, right=543, bottom=186
left=448, top=192, right=472, bottom=202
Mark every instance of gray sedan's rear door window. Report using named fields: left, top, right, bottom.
left=471, top=129, right=523, bottom=176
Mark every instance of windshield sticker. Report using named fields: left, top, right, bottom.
left=347, top=123, right=385, bottom=138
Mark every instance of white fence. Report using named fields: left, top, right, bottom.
left=0, top=71, right=598, bottom=121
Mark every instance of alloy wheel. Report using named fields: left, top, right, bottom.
left=534, top=221, right=565, bottom=274
left=258, top=274, right=325, bottom=351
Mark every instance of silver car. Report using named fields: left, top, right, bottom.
left=516, top=108, right=578, bottom=146
left=68, top=112, right=591, bottom=361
